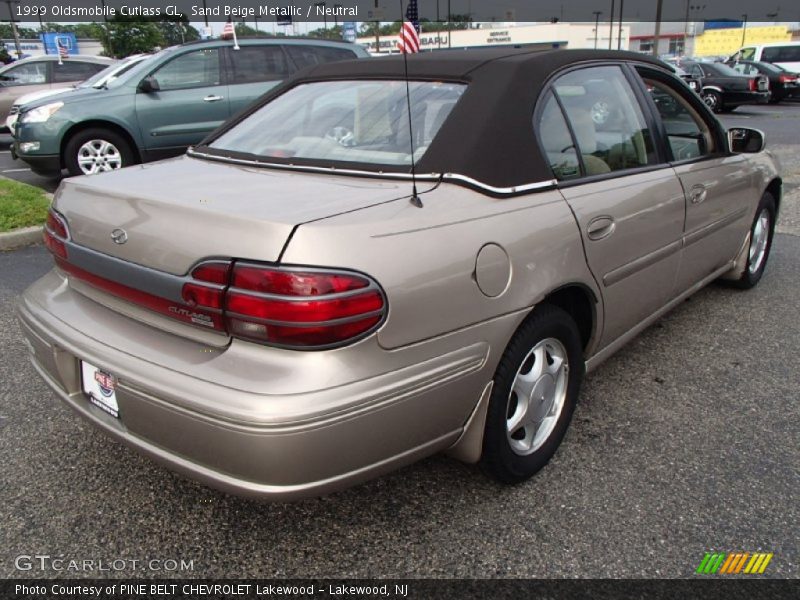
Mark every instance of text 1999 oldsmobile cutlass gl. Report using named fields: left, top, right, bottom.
left=18, top=50, right=780, bottom=500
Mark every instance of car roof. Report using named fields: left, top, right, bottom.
left=179, top=36, right=362, bottom=49
left=3, top=54, right=114, bottom=65
left=205, top=49, right=676, bottom=190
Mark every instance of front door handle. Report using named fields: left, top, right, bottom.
left=586, top=216, right=616, bottom=241
left=689, top=185, right=707, bottom=204
left=203, top=95, right=224, bottom=102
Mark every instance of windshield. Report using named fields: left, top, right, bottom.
left=209, top=80, right=466, bottom=167
left=84, top=55, right=149, bottom=88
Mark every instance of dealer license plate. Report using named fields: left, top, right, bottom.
left=81, top=361, right=119, bottom=418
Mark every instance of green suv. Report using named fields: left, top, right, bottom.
left=14, top=38, right=369, bottom=177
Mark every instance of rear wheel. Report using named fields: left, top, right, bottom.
left=64, top=128, right=136, bottom=177
left=480, top=305, right=584, bottom=484
left=732, top=192, right=776, bottom=289
left=703, top=90, right=723, bottom=113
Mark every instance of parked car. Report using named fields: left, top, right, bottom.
left=13, top=38, right=369, bottom=177
left=18, top=49, right=780, bottom=501
left=682, top=60, right=770, bottom=112
left=725, top=59, right=800, bottom=104
left=674, top=65, right=701, bottom=93
left=6, top=54, right=150, bottom=135
left=0, top=55, right=114, bottom=131
left=729, top=42, right=800, bottom=73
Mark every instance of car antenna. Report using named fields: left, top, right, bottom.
left=399, top=0, right=422, bottom=208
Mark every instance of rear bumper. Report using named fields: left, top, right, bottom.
left=17, top=270, right=510, bottom=500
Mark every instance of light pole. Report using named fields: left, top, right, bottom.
left=593, top=11, right=602, bottom=49
left=333, top=4, right=342, bottom=29
left=315, top=3, right=328, bottom=30
left=617, top=0, right=624, bottom=50
left=653, top=0, right=663, bottom=57
left=608, top=0, right=615, bottom=50
left=741, top=13, right=748, bottom=48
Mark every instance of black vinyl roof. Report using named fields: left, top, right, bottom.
left=202, top=49, right=673, bottom=191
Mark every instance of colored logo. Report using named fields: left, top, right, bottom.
left=94, top=371, right=116, bottom=397
left=696, top=552, right=773, bottom=575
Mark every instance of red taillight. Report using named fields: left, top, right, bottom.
left=749, top=78, right=757, bottom=91
left=225, top=264, right=385, bottom=347
left=779, top=74, right=797, bottom=83
left=43, top=209, right=68, bottom=260
left=232, top=266, right=368, bottom=296
left=58, top=251, right=385, bottom=349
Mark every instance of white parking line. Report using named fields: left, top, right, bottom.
left=2, top=168, right=31, bottom=173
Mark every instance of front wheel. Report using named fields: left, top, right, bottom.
left=64, top=128, right=136, bottom=177
left=480, top=305, right=584, bottom=484
left=732, top=193, right=776, bottom=289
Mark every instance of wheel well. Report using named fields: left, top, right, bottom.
left=766, top=177, right=782, bottom=215
left=540, top=285, right=596, bottom=352
left=60, top=120, right=140, bottom=168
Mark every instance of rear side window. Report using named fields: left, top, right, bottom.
left=286, top=45, right=357, bottom=70
left=550, top=65, right=657, bottom=176
left=739, top=47, right=756, bottom=61
left=52, top=61, right=104, bottom=83
left=228, top=45, right=290, bottom=84
left=153, top=49, right=221, bottom=90
left=762, top=45, right=800, bottom=62
left=0, top=62, right=47, bottom=85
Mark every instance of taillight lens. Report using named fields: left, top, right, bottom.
left=779, top=74, right=796, bottom=83
left=43, top=209, right=68, bottom=260
left=749, top=78, right=757, bottom=91
left=225, top=264, right=386, bottom=347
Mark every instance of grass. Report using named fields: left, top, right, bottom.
left=0, top=178, right=50, bottom=233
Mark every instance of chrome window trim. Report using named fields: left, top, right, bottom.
left=186, top=148, right=556, bottom=196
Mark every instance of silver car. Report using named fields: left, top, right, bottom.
left=18, top=49, right=781, bottom=500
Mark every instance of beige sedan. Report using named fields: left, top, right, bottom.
left=18, top=49, right=781, bottom=500
left=0, top=55, right=113, bottom=130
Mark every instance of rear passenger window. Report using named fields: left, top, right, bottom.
left=739, top=47, right=756, bottom=61
left=762, top=45, right=800, bottom=62
left=550, top=66, right=657, bottom=176
left=52, top=61, right=104, bottom=83
left=154, top=49, right=221, bottom=90
left=537, top=92, right=581, bottom=180
left=228, top=46, right=290, bottom=84
left=286, top=45, right=357, bottom=70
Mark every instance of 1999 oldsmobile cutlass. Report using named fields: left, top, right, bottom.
left=18, top=49, right=781, bottom=500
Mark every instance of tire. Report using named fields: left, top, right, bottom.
left=732, top=192, right=777, bottom=289
left=480, top=305, right=584, bottom=484
left=64, top=128, right=136, bottom=177
left=703, top=91, right=723, bottom=113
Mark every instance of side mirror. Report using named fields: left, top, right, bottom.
left=728, top=127, right=765, bottom=153
left=138, top=75, right=160, bottom=93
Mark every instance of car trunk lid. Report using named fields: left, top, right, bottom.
left=52, top=155, right=411, bottom=344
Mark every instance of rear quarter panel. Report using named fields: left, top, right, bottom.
left=281, top=184, right=600, bottom=350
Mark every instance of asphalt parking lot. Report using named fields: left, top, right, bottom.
left=1, top=104, right=798, bottom=580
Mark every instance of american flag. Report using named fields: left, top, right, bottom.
left=397, top=0, right=420, bottom=54
left=57, top=40, right=69, bottom=58
left=221, top=21, right=235, bottom=39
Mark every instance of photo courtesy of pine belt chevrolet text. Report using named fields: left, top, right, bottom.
left=17, top=48, right=782, bottom=500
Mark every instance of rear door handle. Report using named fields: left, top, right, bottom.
left=203, top=95, right=224, bottom=102
left=690, top=185, right=707, bottom=204
left=586, top=216, right=616, bottom=240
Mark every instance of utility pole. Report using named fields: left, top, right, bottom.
left=741, top=13, right=748, bottom=48
left=617, top=0, right=624, bottom=50
left=6, top=1, right=22, bottom=60
left=653, top=0, right=663, bottom=56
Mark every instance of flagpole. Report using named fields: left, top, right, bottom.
left=232, top=22, right=240, bottom=50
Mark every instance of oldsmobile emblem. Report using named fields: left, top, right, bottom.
left=111, top=228, right=128, bottom=245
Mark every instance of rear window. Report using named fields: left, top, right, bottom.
left=286, top=45, right=357, bottom=69
left=228, top=45, right=290, bottom=84
left=761, top=45, right=800, bottom=63
left=209, top=80, right=466, bottom=167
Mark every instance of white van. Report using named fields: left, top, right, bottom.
left=730, top=42, right=800, bottom=73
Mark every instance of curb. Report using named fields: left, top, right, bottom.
left=0, top=176, right=54, bottom=251
left=0, top=225, right=43, bottom=251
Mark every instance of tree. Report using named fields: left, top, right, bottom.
left=307, top=25, right=344, bottom=40
left=158, top=17, right=200, bottom=46
left=99, top=16, right=163, bottom=58
left=234, top=23, right=270, bottom=38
